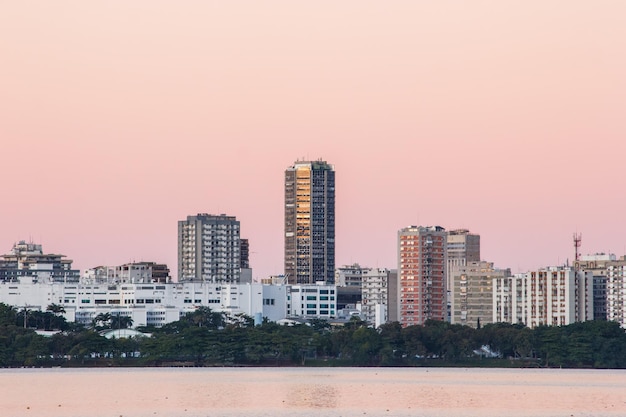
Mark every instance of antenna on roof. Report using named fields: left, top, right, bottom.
left=573, top=232, right=582, bottom=262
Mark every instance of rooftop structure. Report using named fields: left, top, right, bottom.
left=0, top=241, right=80, bottom=283
left=83, top=262, right=171, bottom=284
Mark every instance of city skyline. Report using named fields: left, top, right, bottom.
left=2, top=2, right=626, bottom=280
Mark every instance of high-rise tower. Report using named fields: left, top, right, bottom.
left=284, top=159, right=335, bottom=284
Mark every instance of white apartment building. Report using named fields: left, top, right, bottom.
left=335, top=264, right=390, bottom=326
left=606, top=264, right=626, bottom=327
left=575, top=253, right=626, bottom=327
left=361, top=268, right=390, bottom=327
left=493, top=267, right=593, bottom=328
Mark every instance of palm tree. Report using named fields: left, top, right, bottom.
left=111, top=314, right=133, bottom=330
left=46, top=304, right=66, bottom=330
left=46, top=303, right=66, bottom=315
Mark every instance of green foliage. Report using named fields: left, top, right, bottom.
left=1, top=302, right=625, bottom=368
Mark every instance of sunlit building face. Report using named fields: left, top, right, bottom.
left=285, top=160, right=335, bottom=284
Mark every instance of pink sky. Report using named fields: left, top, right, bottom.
left=1, top=1, right=625, bottom=280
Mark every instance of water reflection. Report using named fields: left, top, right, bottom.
left=1, top=368, right=625, bottom=417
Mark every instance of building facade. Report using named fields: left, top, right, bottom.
left=397, top=226, right=447, bottom=327
left=574, top=253, right=626, bottom=324
left=287, top=283, right=337, bottom=319
left=284, top=159, right=335, bottom=284
left=178, top=214, right=242, bottom=283
left=450, top=261, right=509, bottom=328
left=361, top=267, right=390, bottom=327
left=446, top=230, right=480, bottom=289
left=493, top=267, right=593, bottom=328
left=335, top=264, right=364, bottom=288
left=446, top=229, right=480, bottom=321
left=336, top=264, right=390, bottom=327
left=83, top=262, right=171, bottom=284
left=387, top=270, right=399, bottom=323
left=605, top=264, right=626, bottom=327
left=0, top=241, right=80, bottom=283
left=240, top=238, right=250, bottom=269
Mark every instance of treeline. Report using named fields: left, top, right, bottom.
left=1, top=303, right=626, bottom=368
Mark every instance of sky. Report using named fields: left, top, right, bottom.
left=1, top=1, right=625, bottom=280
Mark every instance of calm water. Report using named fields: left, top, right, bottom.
left=1, top=367, right=625, bottom=417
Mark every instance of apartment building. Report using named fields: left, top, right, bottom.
left=493, top=267, right=593, bottom=328
left=575, top=253, right=626, bottom=325
left=178, top=213, right=242, bottom=283
left=398, top=226, right=447, bottom=327
left=0, top=241, right=80, bottom=283
left=450, top=261, right=509, bottom=328
left=361, top=268, right=390, bottom=327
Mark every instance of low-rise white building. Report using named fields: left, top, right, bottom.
left=0, top=279, right=335, bottom=327
left=287, top=284, right=337, bottom=319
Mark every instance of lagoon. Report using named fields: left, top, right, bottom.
left=1, top=367, right=625, bottom=417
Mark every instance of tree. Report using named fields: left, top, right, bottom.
left=0, top=303, right=17, bottom=327
left=92, top=313, right=112, bottom=330
left=44, top=304, right=68, bottom=330
left=110, top=314, right=133, bottom=330
left=46, top=303, right=66, bottom=315
left=182, top=307, right=226, bottom=329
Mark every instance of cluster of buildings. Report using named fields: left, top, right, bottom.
left=1, top=159, right=625, bottom=332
